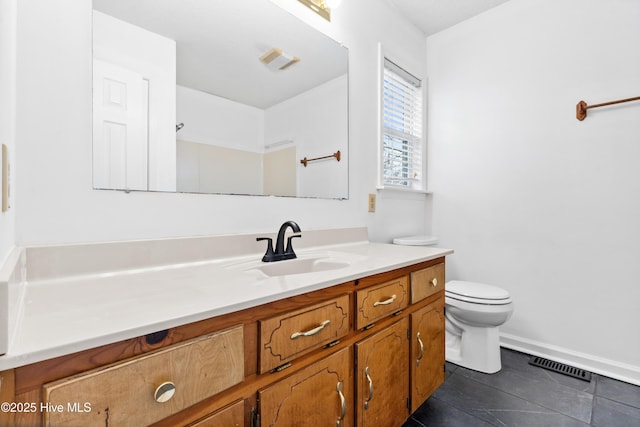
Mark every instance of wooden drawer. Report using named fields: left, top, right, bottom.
left=43, top=325, right=244, bottom=427
left=356, top=276, right=409, bottom=329
left=411, top=263, right=445, bottom=303
left=259, top=294, right=350, bottom=373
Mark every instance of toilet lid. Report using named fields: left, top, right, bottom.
left=392, top=235, right=438, bottom=246
left=446, top=280, right=511, bottom=302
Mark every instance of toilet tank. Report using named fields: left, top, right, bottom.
left=393, top=235, right=438, bottom=246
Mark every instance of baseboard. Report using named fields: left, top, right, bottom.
left=500, top=332, right=640, bottom=387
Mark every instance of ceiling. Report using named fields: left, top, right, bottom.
left=91, top=0, right=510, bottom=109
left=387, top=0, right=512, bottom=36
left=93, top=0, right=347, bottom=109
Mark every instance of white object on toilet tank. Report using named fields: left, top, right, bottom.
left=392, top=235, right=438, bottom=246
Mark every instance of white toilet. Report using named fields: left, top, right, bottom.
left=393, top=235, right=514, bottom=374
left=445, top=280, right=513, bottom=373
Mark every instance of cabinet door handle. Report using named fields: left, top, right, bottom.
left=336, top=381, right=346, bottom=427
left=364, top=367, right=374, bottom=409
left=430, top=277, right=438, bottom=287
left=416, top=332, right=425, bottom=366
left=373, top=294, right=396, bottom=307
left=290, top=320, right=331, bottom=340
left=154, top=381, right=176, bottom=403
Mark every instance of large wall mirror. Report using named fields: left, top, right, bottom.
left=92, top=0, right=349, bottom=199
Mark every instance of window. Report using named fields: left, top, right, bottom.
left=380, top=58, right=424, bottom=191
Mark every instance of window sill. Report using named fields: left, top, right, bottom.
left=375, top=186, right=432, bottom=200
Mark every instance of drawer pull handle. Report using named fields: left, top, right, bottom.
left=337, top=381, right=346, bottom=427
left=430, top=278, right=438, bottom=287
left=373, top=294, right=396, bottom=307
left=416, top=332, right=425, bottom=366
left=364, top=367, right=374, bottom=409
left=154, top=381, right=176, bottom=403
left=290, top=320, right=331, bottom=340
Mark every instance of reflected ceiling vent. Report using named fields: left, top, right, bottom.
left=259, top=48, right=299, bottom=71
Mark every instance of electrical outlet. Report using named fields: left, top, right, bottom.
left=368, top=193, right=376, bottom=213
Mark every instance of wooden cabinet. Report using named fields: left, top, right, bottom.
left=2, top=257, right=446, bottom=427
left=410, top=299, right=445, bottom=412
left=259, top=346, right=353, bottom=427
left=355, top=318, right=409, bottom=427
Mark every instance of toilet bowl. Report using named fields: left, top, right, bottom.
left=392, top=235, right=514, bottom=374
left=445, top=280, right=513, bottom=373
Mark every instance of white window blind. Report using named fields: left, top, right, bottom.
left=382, top=58, right=423, bottom=189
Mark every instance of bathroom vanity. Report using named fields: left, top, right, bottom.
left=0, top=228, right=451, bottom=426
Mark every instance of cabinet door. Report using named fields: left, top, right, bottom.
left=355, top=318, right=409, bottom=427
left=259, top=346, right=353, bottom=427
left=410, top=299, right=445, bottom=412
left=189, top=399, right=243, bottom=426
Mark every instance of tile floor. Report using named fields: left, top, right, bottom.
left=404, top=348, right=640, bottom=427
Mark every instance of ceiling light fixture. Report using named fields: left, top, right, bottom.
left=259, top=48, right=300, bottom=71
left=297, top=0, right=342, bottom=21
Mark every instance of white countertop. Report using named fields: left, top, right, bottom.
left=0, top=239, right=452, bottom=370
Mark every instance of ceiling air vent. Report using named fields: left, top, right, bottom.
left=259, top=48, right=299, bottom=71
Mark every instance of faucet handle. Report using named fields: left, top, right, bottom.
left=285, top=235, right=302, bottom=258
left=257, top=237, right=275, bottom=262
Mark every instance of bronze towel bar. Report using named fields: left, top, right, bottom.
left=300, top=150, right=341, bottom=167
left=576, top=96, right=640, bottom=120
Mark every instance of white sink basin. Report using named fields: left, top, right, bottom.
left=252, top=257, right=350, bottom=277
left=225, top=251, right=363, bottom=278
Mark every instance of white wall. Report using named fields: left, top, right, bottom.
left=428, top=0, right=640, bottom=384
left=0, top=0, right=16, bottom=264
left=264, top=146, right=297, bottom=197
left=176, top=85, right=264, bottom=153
left=177, top=75, right=347, bottom=198
left=12, top=0, right=429, bottom=246
left=176, top=141, right=263, bottom=195
left=265, top=74, right=348, bottom=199
left=175, top=84, right=266, bottom=194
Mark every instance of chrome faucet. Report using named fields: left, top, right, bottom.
left=257, top=221, right=302, bottom=262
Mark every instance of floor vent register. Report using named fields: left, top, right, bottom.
left=528, top=356, right=592, bottom=382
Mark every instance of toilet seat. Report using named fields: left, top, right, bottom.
left=446, top=280, right=512, bottom=305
